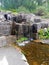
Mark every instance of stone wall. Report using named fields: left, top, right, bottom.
left=0, top=35, right=16, bottom=47
left=0, top=21, right=12, bottom=36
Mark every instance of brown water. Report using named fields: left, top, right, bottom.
left=20, top=41, right=49, bottom=65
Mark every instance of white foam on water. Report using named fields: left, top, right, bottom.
left=0, top=56, right=8, bottom=65
left=21, top=54, right=27, bottom=61
left=23, top=41, right=30, bottom=44
left=0, top=36, right=7, bottom=47
left=0, top=47, right=29, bottom=65
left=21, top=53, right=29, bottom=65
left=18, top=42, right=25, bottom=46
left=18, top=41, right=30, bottom=46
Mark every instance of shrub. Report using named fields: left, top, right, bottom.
left=38, top=28, right=49, bottom=39
left=17, top=6, right=30, bottom=13
left=16, top=37, right=28, bottom=43
left=35, top=6, right=47, bottom=16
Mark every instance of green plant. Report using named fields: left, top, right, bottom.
left=17, top=6, right=30, bottom=13
left=38, top=28, right=49, bottom=39
left=35, top=6, right=47, bottom=16
left=16, top=37, right=28, bottom=43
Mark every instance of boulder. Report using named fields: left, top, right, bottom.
left=41, top=22, right=48, bottom=28
left=34, top=17, right=41, bottom=23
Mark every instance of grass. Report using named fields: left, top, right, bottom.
left=0, top=8, right=18, bottom=15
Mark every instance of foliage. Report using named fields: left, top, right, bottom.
left=35, top=6, right=47, bottom=16
left=17, top=6, right=30, bottom=13
left=16, top=37, right=28, bottom=43
left=0, top=0, right=49, bottom=17
left=0, top=0, right=48, bottom=12
left=41, top=12, right=49, bottom=19
left=38, top=28, right=49, bottom=39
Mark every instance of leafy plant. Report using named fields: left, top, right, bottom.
left=17, top=6, right=30, bottom=13
left=38, top=28, right=49, bottom=39
left=35, top=6, right=47, bottom=16
left=16, top=37, right=28, bottom=43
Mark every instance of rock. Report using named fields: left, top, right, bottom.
left=0, top=21, right=12, bottom=35
left=41, top=22, right=48, bottom=28
left=0, top=36, right=7, bottom=47
left=34, top=17, right=41, bottom=23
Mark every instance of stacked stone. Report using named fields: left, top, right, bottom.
left=0, top=21, right=12, bottom=36
left=0, top=36, right=7, bottom=47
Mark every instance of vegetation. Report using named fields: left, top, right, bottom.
left=0, top=0, right=49, bottom=15
left=38, top=28, right=49, bottom=39
left=16, top=37, right=28, bottom=43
